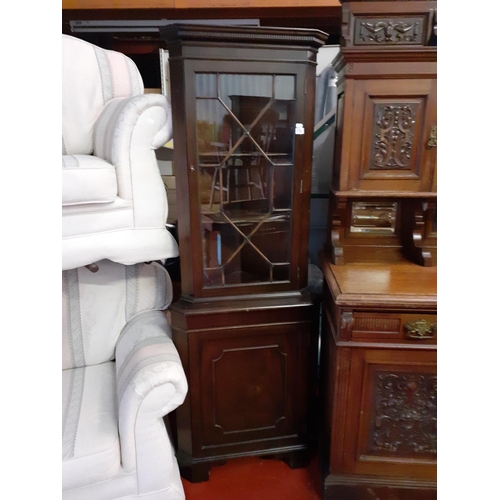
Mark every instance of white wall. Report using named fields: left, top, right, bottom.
left=316, top=45, right=340, bottom=76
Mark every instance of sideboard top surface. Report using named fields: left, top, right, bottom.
left=323, top=261, right=437, bottom=309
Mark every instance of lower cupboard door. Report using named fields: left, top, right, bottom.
left=341, top=348, right=437, bottom=479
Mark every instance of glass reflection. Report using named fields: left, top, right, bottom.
left=195, top=73, right=297, bottom=288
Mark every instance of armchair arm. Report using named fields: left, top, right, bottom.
left=115, top=310, right=187, bottom=475
left=93, top=93, right=173, bottom=227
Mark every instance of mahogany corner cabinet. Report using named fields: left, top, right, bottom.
left=161, top=24, right=328, bottom=482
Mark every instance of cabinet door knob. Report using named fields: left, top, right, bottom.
left=427, top=126, right=437, bottom=148
left=404, top=319, right=436, bottom=340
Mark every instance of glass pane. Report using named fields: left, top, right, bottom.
left=195, top=73, right=297, bottom=288
left=196, top=73, right=217, bottom=98
left=350, top=201, right=398, bottom=234
left=274, top=75, right=295, bottom=100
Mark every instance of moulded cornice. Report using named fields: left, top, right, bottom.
left=161, top=24, right=329, bottom=49
left=333, top=47, right=436, bottom=71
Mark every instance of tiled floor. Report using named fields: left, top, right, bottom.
left=182, top=455, right=322, bottom=500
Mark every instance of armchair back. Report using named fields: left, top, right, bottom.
left=62, top=35, right=144, bottom=156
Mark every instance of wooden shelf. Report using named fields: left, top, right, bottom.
left=63, top=0, right=339, bottom=9
left=62, top=2, right=342, bottom=44
left=332, top=190, right=438, bottom=199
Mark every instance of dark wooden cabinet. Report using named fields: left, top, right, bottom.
left=171, top=295, right=320, bottom=482
left=327, top=0, right=437, bottom=267
left=320, top=261, right=437, bottom=499
left=162, top=24, right=328, bottom=482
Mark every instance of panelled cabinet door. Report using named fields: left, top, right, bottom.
left=341, top=348, right=437, bottom=479
left=347, top=79, right=437, bottom=192
left=197, top=323, right=310, bottom=450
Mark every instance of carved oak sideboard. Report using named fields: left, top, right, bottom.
left=319, top=1, right=438, bottom=498
left=326, top=0, right=437, bottom=267
left=320, top=260, right=437, bottom=499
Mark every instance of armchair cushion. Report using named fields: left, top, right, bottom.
left=62, top=155, right=117, bottom=206
left=62, top=362, right=120, bottom=490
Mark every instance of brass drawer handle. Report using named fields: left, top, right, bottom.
left=404, top=319, right=436, bottom=340
left=427, top=126, right=437, bottom=148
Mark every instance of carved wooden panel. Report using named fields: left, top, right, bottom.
left=340, top=348, right=437, bottom=479
left=370, top=103, right=419, bottom=171
left=354, top=17, right=426, bottom=46
left=369, top=371, right=437, bottom=455
left=363, top=98, right=423, bottom=179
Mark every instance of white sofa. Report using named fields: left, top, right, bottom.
left=62, top=260, right=188, bottom=500
left=62, top=34, right=178, bottom=271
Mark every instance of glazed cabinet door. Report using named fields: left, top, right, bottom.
left=345, top=79, right=437, bottom=193
left=179, top=60, right=310, bottom=298
left=339, top=347, right=437, bottom=479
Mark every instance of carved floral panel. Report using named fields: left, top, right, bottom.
left=370, top=103, right=419, bottom=170
left=369, top=371, right=437, bottom=455
left=354, top=17, right=426, bottom=45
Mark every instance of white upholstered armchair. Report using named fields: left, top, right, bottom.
left=62, top=260, right=188, bottom=500
left=62, top=34, right=178, bottom=271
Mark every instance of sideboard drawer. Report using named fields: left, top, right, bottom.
left=349, top=311, right=437, bottom=345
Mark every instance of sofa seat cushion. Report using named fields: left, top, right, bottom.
left=62, top=155, right=117, bottom=206
left=62, top=362, right=121, bottom=491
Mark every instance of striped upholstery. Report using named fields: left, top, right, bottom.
left=114, top=311, right=188, bottom=474
left=62, top=362, right=120, bottom=490
left=61, top=34, right=178, bottom=271
left=62, top=260, right=173, bottom=371
left=61, top=260, right=187, bottom=500
left=90, top=93, right=171, bottom=207
left=62, top=35, right=143, bottom=156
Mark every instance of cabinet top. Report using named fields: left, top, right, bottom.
left=323, top=261, right=437, bottom=309
left=161, top=24, right=328, bottom=49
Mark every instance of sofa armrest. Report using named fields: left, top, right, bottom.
left=115, top=310, right=187, bottom=473
left=93, top=93, right=172, bottom=226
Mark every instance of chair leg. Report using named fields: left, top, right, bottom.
left=209, top=168, right=219, bottom=209
left=257, top=167, right=265, bottom=199
left=246, top=167, right=253, bottom=201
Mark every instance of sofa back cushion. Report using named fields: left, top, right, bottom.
left=62, top=260, right=173, bottom=370
left=62, top=34, right=144, bottom=156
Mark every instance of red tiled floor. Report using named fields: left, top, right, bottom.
left=182, top=455, right=322, bottom=500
